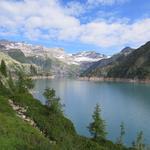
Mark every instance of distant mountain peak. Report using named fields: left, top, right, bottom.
left=120, top=46, right=134, bottom=55
left=73, top=51, right=106, bottom=58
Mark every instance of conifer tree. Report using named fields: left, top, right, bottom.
left=30, top=65, right=37, bottom=75
left=88, top=104, right=107, bottom=140
left=17, top=71, right=34, bottom=93
left=43, top=88, right=63, bottom=114
left=134, top=131, right=145, bottom=150
left=8, top=71, right=16, bottom=94
left=0, top=60, right=7, bottom=77
left=116, top=122, right=125, bottom=145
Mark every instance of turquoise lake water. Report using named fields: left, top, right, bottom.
left=32, top=79, right=150, bottom=145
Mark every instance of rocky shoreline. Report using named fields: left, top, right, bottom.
left=30, top=75, right=55, bottom=80
left=30, top=75, right=150, bottom=84
left=79, top=77, right=150, bottom=84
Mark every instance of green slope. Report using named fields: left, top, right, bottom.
left=0, top=96, right=53, bottom=150
left=81, top=47, right=134, bottom=77
left=107, top=41, right=150, bottom=79
left=7, top=49, right=28, bottom=63
left=0, top=52, right=33, bottom=73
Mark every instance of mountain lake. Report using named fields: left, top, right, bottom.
left=32, top=79, right=150, bottom=146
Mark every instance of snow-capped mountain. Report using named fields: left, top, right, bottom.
left=72, top=51, right=107, bottom=63
left=0, top=40, right=106, bottom=64
left=0, top=40, right=107, bottom=76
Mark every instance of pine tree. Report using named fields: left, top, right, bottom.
left=17, top=71, right=34, bottom=93
left=0, top=60, right=7, bottom=77
left=116, top=122, right=125, bottom=145
left=8, top=71, right=16, bottom=94
left=30, top=65, right=37, bottom=75
left=88, top=104, right=107, bottom=140
left=43, top=88, right=56, bottom=107
left=43, top=88, right=63, bottom=114
left=134, top=131, right=145, bottom=150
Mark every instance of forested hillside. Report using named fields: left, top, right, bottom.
left=107, top=42, right=150, bottom=79
left=81, top=42, right=150, bottom=80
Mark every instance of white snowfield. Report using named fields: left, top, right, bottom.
left=73, top=57, right=103, bottom=62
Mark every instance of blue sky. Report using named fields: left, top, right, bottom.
left=0, top=0, right=150, bottom=55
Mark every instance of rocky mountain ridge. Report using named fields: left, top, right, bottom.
left=0, top=40, right=107, bottom=76
left=81, top=41, right=150, bottom=80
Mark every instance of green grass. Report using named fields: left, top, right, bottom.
left=0, top=96, right=53, bottom=150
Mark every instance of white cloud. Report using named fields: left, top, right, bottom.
left=0, top=0, right=150, bottom=49
left=64, top=1, right=85, bottom=17
left=0, top=0, right=81, bottom=39
left=80, top=18, right=150, bottom=47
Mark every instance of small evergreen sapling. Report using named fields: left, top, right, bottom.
left=88, top=104, right=107, bottom=140
left=43, top=88, right=63, bottom=114
left=133, top=131, right=145, bottom=150
left=116, top=122, right=125, bottom=145
left=0, top=60, right=7, bottom=77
